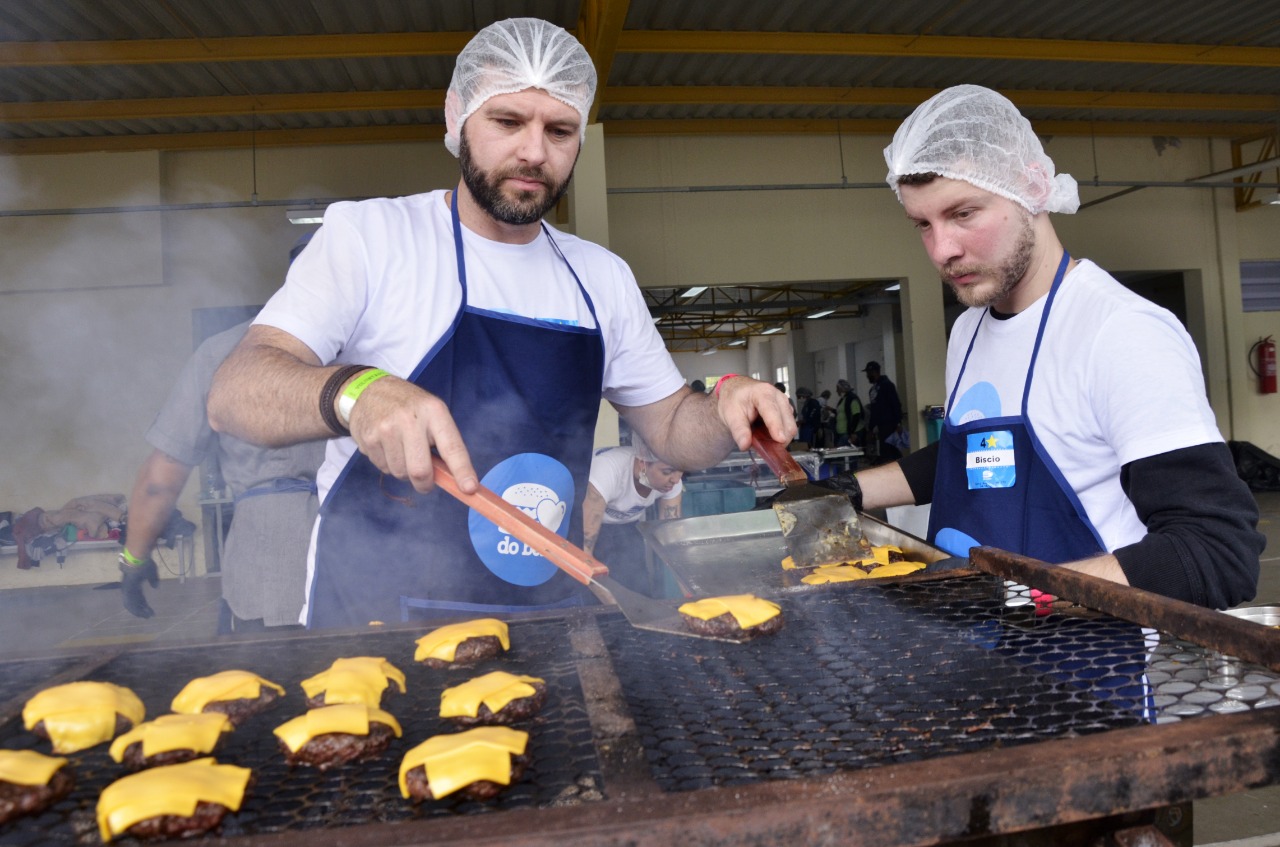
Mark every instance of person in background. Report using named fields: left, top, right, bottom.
left=796, top=387, right=821, bottom=447
left=207, top=18, right=795, bottom=629
left=817, top=389, right=836, bottom=448
left=119, top=319, right=325, bottom=630
left=863, top=361, right=904, bottom=463
left=689, top=379, right=706, bottom=394
left=851, top=84, right=1262, bottom=608
left=833, top=379, right=864, bottom=449
left=581, top=438, right=683, bottom=596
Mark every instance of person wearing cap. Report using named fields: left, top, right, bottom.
left=852, top=85, right=1261, bottom=608
left=862, top=361, right=903, bottom=464
left=207, top=18, right=794, bottom=628
left=581, top=439, right=684, bottom=596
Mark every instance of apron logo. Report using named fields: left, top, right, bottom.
left=966, top=429, right=1016, bottom=489
left=469, top=453, right=575, bottom=586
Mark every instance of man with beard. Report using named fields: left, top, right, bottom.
left=848, top=85, right=1261, bottom=608
left=207, top=18, right=795, bottom=628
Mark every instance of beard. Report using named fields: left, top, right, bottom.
left=942, top=213, right=1035, bottom=309
left=459, top=134, right=574, bottom=226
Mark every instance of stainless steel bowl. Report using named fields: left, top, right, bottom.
left=1222, top=606, right=1280, bottom=626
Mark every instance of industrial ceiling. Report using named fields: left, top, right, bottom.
left=3, top=0, right=1278, bottom=350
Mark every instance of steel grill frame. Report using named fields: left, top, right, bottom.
left=0, top=547, right=1275, bottom=846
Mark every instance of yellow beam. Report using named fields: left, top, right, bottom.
left=602, top=117, right=1274, bottom=139
left=0, top=31, right=472, bottom=67
left=605, top=86, right=1280, bottom=114
left=0, top=90, right=444, bottom=122
left=0, top=124, right=440, bottom=155
left=616, top=31, right=1280, bottom=68
left=579, top=0, right=631, bottom=123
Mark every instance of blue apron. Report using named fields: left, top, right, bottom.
left=928, top=251, right=1104, bottom=563
left=308, top=194, right=604, bottom=629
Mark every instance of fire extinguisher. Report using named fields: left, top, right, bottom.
left=1251, top=336, right=1277, bottom=394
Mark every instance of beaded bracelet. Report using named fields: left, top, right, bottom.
left=319, top=364, right=372, bottom=437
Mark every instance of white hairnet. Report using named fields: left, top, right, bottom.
left=883, top=85, right=1079, bottom=215
left=630, top=436, right=657, bottom=463
left=444, top=18, right=597, bottom=157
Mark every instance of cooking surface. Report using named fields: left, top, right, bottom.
left=1, top=572, right=1278, bottom=845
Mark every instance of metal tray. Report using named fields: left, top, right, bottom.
left=637, top=508, right=949, bottom=596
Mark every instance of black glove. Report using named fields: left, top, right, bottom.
left=757, top=471, right=864, bottom=512
left=119, top=555, right=159, bottom=618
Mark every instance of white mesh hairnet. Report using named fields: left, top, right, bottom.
left=630, top=436, right=657, bottom=463
left=444, top=18, right=597, bottom=157
left=883, top=85, right=1079, bottom=215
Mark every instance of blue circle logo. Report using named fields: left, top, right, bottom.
left=468, top=453, right=575, bottom=586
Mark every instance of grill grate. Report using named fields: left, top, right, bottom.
left=600, top=574, right=1277, bottom=792
left=0, top=621, right=601, bottom=846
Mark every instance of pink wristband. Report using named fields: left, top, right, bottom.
left=713, top=374, right=741, bottom=396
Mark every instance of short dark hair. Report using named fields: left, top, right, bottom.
left=895, top=172, right=940, bottom=188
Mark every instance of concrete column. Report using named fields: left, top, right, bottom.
left=898, top=255, right=948, bottom=443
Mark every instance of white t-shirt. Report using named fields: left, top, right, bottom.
left=257, top=190, right=685, bottom=503
left=944, top=259, right=1223, bottom=553
left=589, top=447, right=683, bottom=525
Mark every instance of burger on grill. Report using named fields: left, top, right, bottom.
left=22, top=681, right=146, bottom=754
left=170, top=670, right=285, bottom=727
left=399, top=726, right=530, bottom=802
left=784, top=544, right=927, bottom=578
left=95, top=758, right=251, bottom=842
left=0, top=750, right=74, bottom=826
left=108, top=713, right=234, bottom=772
left=273, top=703, right=403, bottom=771
left=414, top=618, right=510, bottom=669
left=439, top=671, right=547, bottom=727
left=678, top=594, right=784, bottom=641
left=301, top=656, right=407, bottom=708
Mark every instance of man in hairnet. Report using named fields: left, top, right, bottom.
left=851, top=85, right=1261, bottom=609
left=208, top=18, right=794, bottom=628
left=581, top=438, right=684, bottom=596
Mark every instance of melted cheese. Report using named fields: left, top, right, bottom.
left=414, top=619, right=509, bottom=663
left=272, top=704, right=403, bottom=753
left=170, top=670, right=285, bottom=714
left=801, top=564, right=872, bottom=585
left=398, top=727, right=528, bottom=800
left=867, top=561, right=927, bottom=577
left=22, top=681, right=146, bottom=754
left=108, top=713, right=233, bottom=762
left=301, top=657, right=407, bottom=706
left=678, top=594, right=781, bottom=629
left=439, top=672, right=543, bottom=719
left=96, top=758, right=251, bottom=842
left=0, top=749, right=67, bottom=787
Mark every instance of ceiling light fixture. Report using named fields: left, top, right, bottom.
left=884, top=283, right=901, bottom=292
left=700, top=347, right=718, bottom=355
left=727, top=339, right=746, bottom=346
left=286, top=208, right=325, bottom=225
left=680, top=286, right=707, bottom=298
left=807, top=309, right=835, bottom=319
left=761, top=327, right=783, bottom=335
left=1263, top=192, right=1280, bottom=205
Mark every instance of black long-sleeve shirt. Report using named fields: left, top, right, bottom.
left=896, top=440, right=1262, bottom=608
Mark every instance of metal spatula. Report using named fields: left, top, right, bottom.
left=430, top=456, right=741, bottom=642
left=750, top=421, right=872, bottom=568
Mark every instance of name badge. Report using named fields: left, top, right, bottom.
left=966, top=430, right=1015, bottom=489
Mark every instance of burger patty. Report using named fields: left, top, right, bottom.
left=447, top=681, right=547, bottom=728
left=403, top=752, right=531, bottom=802
left=120, top=800, right=229, bottom=840
left=118, top=744, right=206, bottom=772
left=201, top=688, right=281, bottom=727
left=0, top=769, right=75, bottom=826
left=31, top=714, right=133, bottom=746
left=681, top=610, right=785, bottom=641
left=280, top=721, right=398, bottom=771
left=419, top=635, right=504, bottom=669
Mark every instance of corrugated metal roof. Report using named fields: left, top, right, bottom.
left=1, top=0, right=1279, bottom=155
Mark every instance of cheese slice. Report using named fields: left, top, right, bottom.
left=96, top=758, right=251, bottom=842
left=171, top=670, right=285, bottom=714
left=399, top=727, right=528, bottom=800
left=678, top=594, right=781, bottom=629
left=801, top=564, right=872, bottom=585
left=414, top=619, right=510, bottom=663
left=301, top=657, right=407, bottom=706
left=0, top=749, right=67, bottom=787
left=272, top=703, right=403, bottom=753
left=440, top=672, right=543, bottom=719
left=867, top=561, right=927, bottom=577
left=22, top=681, right=146, bottom=754
left=108, top=712, right=233, bottom=762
